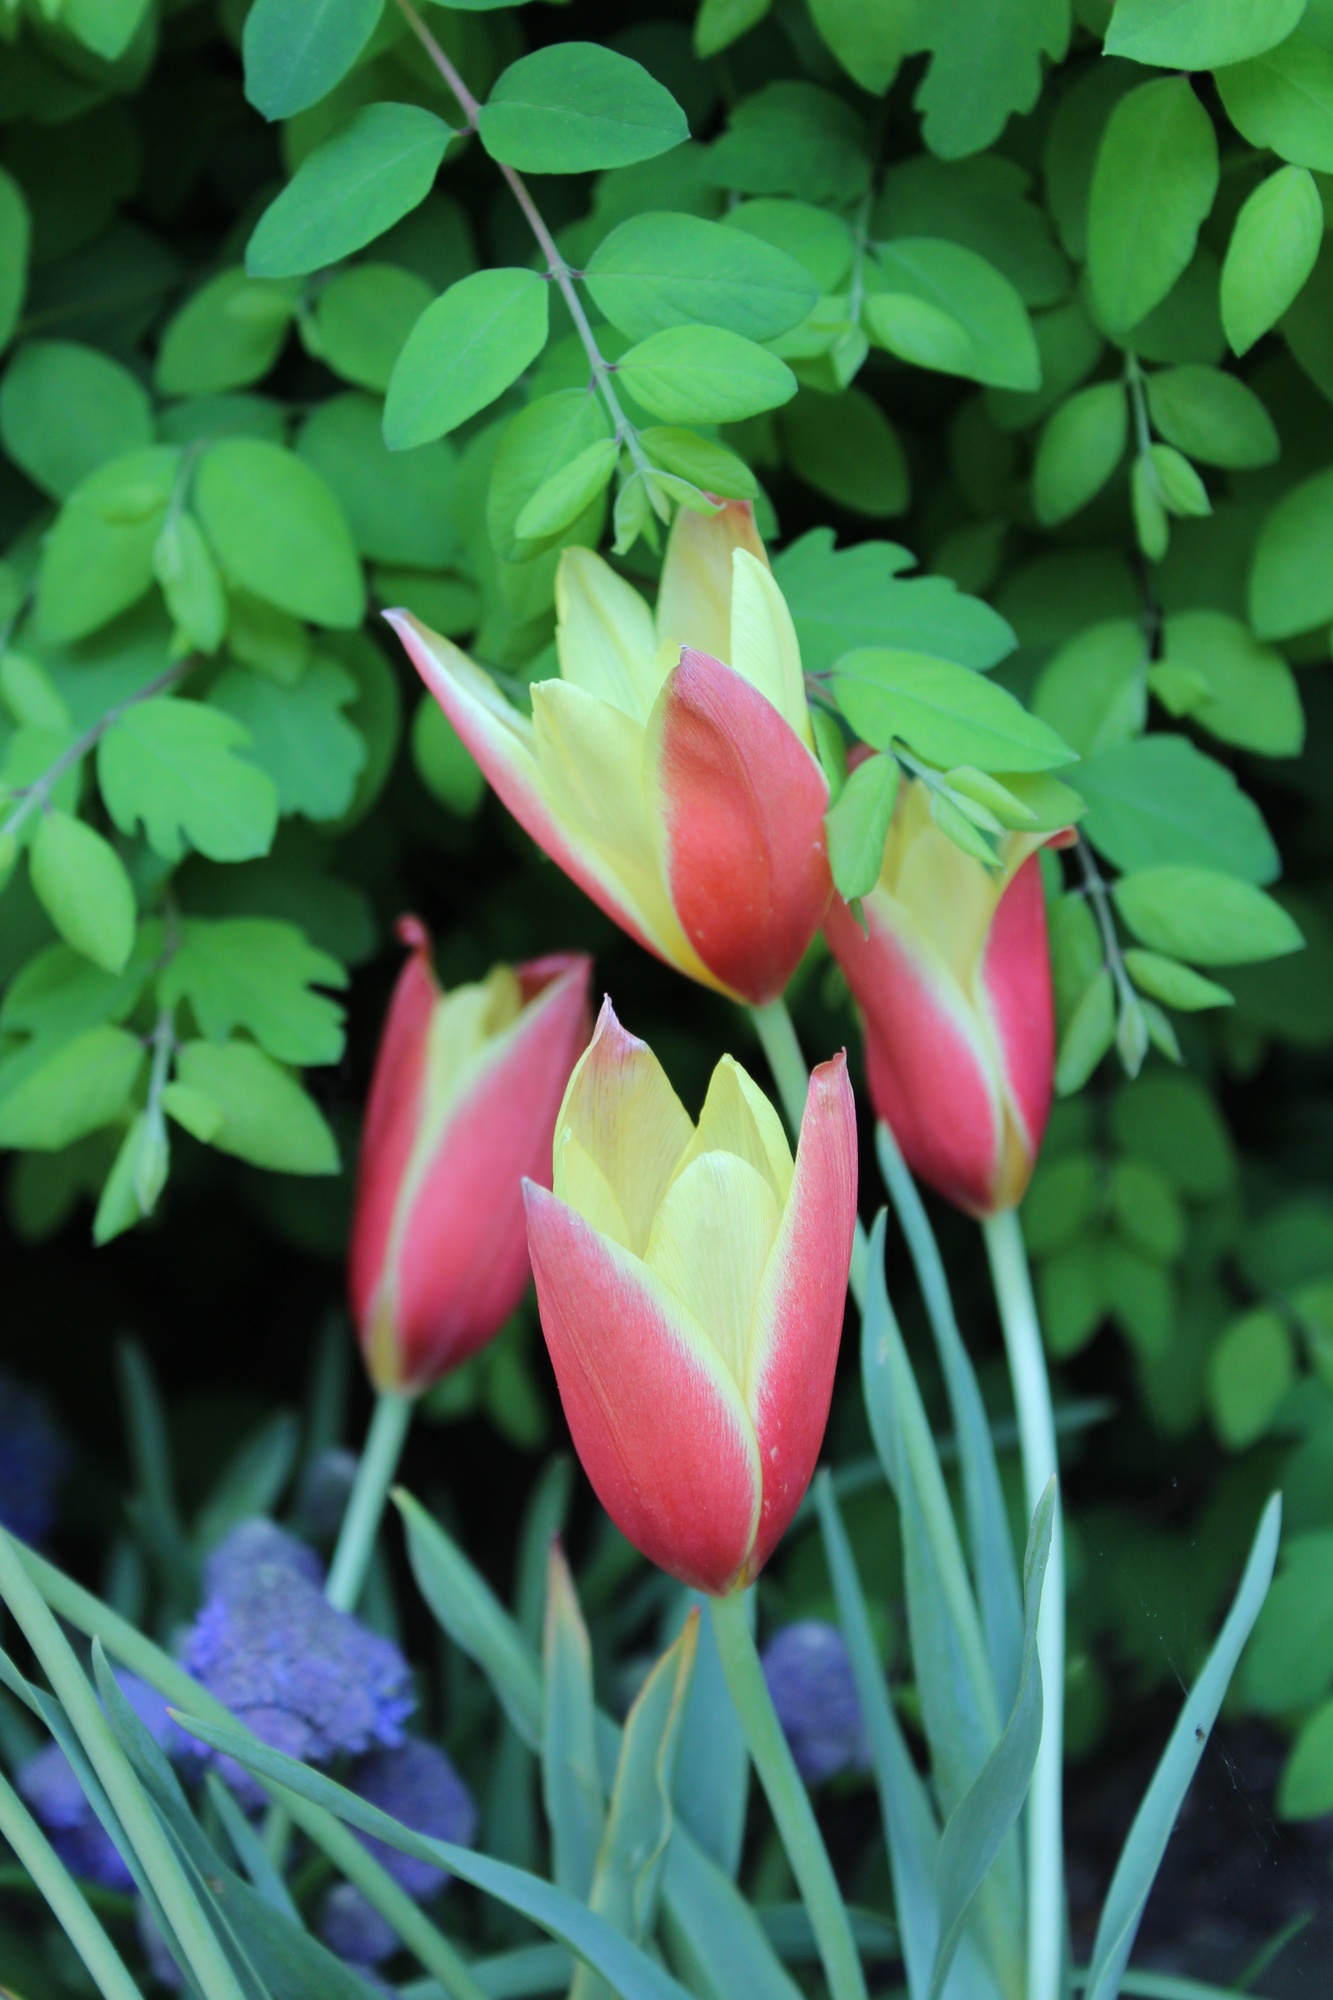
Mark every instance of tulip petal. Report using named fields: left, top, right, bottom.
left=825, top=891, right=1004, bottom=1216
left=980, top=854, right=1054, bottom=1173
left=745, top=1053, right=858, bottom=1579
left=656, top=501, right=767, bottom=668
left=728, top=549, right=813, bottom=749
left=386, top=611, right=670, bottom=972
left=644, top=1151, right=782, bottom=1390
left=526, top=1184, right=762, bottom=1595
left=555, top=548, right=662, bottom=721
left=674, top=1055, right=793, bottom=1209
left=553, top=998, right=693, bottom=1256
left=381, top=956, right=592, bottom=1390
left=648, top=648, right=832, bottom=1005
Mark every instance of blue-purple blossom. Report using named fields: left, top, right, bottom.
left=0, top=1370, right=71, bottom=1543
left=18, top=1673, right=175, bottom=1891
left=349, top=1739, right=477, bottom=1901
left=762, top=1620, right=869, bottom=1785
left=202, top=1518, right=324, bottom=1599
left=183, top=1547, right=414, bottom=1806
left=318, top=1882, right=400, bottom=1967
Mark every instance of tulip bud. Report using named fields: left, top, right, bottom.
left=349, top=921, right=592, bottom=1392
left=825, top=776, right=1055, bottom=1217
left=524, top=1000, right=857, bottom=1595
left=387, top=501, right=831, bottom=1006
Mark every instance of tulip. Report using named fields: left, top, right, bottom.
left=523, top=999, right=857, bottom=1595
left=385, top=503, right=831, bottom=1006
left=823, top=775, right=1054, bottom=1217
left=349, top=920, right=592, bottom=1392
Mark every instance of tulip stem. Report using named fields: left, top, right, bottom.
left=749, top=999, right=870, bottom=1307
left=984, top=1208, right=1065, bottom=2000
left=325, top=1390, right=415, bottom=1614
left=709, top=1591, right=869, bottom=2000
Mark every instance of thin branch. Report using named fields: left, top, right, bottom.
left=0, top=661, right=190, bottom=843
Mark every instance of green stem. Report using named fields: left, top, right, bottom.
left=709, top=1592, right=868, bottom=2000
left=325, top=1388, right=415, bottom=1613
left=0, top=1768, right=143, bottom=2000
left=748, top=998, right=869, bottom=1308
left=983, top=1209, right=1065, bottom=2000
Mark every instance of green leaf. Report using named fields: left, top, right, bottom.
left=0, top=936, right=154, bottom=1044
left=1123, top=950, right=1232, bottom=1011
left=866, top=239, right=1039, bottom=390
left=412, top=696, right=485, bottom=817
left=479, top=45, right=688, bottom=174
left=0, top=168, right=30, bottom=354
left=516, top=441, right=619, bottom=542
left=807, top=0, right=909, bottom=92
left=247, top=103, right=452, bottom=279
left=1220, top=165, right=1322, bottom=356
left=1081, top=1495, right=1281, bottom=2000
left=1077, top=735, right=1279, bottom=884
left=780, top=389, right=909, bottom=519
left=833, top=648, right=1075, bottom=773
left=162, top=1082, right=223, bottom=1143
left=174, top=1039, right=339, bottom=1174
left=242, top=0, right=383, bottom=122
left=1131, top=456, right=1170, bottom=561
left=487, top=390, right=613, bottom=563
left=383, top=267, right=550, bottom=451
left=724, top=200, right=855, bottom=294
left=912, top=0, right=1069, bottom=160
left=640, top=427, right=757, bottom=500
left=616, top=325, right=796, bottom=424
left=1216, top=31, right=1333, bottom=173
left=0, top=1025, right=143, bottom=1149
left=1087, top=78, right=1219, bottom=337
left=195, top=438, right=365, bottom=628
left=30, top=812, right=136, bottom=975
left=298, top=392, right=460, bottom=570
left=1279, top=1697, right=1333, bottom=1819
left=1056, top=970, right=1115, bottom=1096
left=1207, top=1308, right=1296, bottom=1449
left=0, top=340, right=154, bottom=500
left=773, top=528, right=1015, bottom=674
left=1156, top=610, right=1304, bottom=758
left=153, top=513, right=228, bottom=654
left=705, top=82, right=869, bottom=203
left=1144, top=365, right=1277, bottom=469
left=98, top=698, right=279, bottom=863
left=155, top=270, right=297, bottom=397
left=35, top=448, right=180, bottom=644
left=586, top=212, right=816, bottom=343
left=94, top=1109, right=169, bottom=1242
left=1105, top=0, right=1304, bottom=67
left=209, top=661, right=367, bottom=821
left=309, top=263, right=432, bottom=395
left=694, top=0, right=772, bottom=56
left=825, top=752, right=899, bottom=901
left=1033, top=382, right=1128, bottom=525
left=1113, top=866, right=1304, bottom=965
left=543, top=1543, right=604, bottom=1902
left=1249, top=466, right=1333, bottom=638
left=160, top=918, right=346, bottom=1066
left=876, top=153, right=1070, bottom=312
left=1146, top=442, right=1210, bottom=518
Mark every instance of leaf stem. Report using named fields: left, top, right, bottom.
left=0, top=660, right=189, bottom=843
left=709, top=1591, right=869, bottom=2000
left=392, top=0, right=651, bottom=477
left=983, top=1208, right=1065, bottom=2000
left=1075, top=833, right=1145, bottom=1075
left=325, top=1388, right=415, bottom=1613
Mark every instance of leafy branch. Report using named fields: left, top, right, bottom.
left=1075, top=833, right=1148, bottom=1077
left=0, top=662, right=190, bottom=845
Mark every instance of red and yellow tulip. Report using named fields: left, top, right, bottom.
left=524, top=999, right=857, bottom=1595
left=824, top=777, right=1055, bottom=1217
left=387, top=504, right=831, bottom=1006
left=349, top=920, right=592, bottom=1393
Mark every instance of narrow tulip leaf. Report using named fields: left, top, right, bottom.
left=833, top=648, right=1076, bottom=774
left=247, top=104, right=453, bottom=279
left=383, top=267, right=549, bottom=450
left=586, top=211, right=816, bottom=342
left=1083, top=1495, right=1281, bottom=2000
left=825, top=751, right=899, bottom=902
left=544, top=1542, right=605, bottom=1901
left=660, top=1832, right=804, bottom=2000
left=671, top=1589, right=750, bottom=1881
left=478, top=45, right=688, bottom=174
left=930, top=1482, right=1055, bottom=2000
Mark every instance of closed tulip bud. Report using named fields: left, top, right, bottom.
left=349, top=920, right=592, bottom=1393
left=824, top=776, right=1055, bottom=1218
left=386, top=502, right=831, bottom=1006
left=524, top=1000, right=857, bottom=1595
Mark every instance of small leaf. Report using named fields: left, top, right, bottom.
left=243, top=0, right=383, bottom=122
left=1221, top=165, right=1322, bottom=355
left=160, top=919, right=347, bottom=1066
left=515, top=440, right=620, bottom=542
left=866, top=238, right=1039, bottom=390
left=479, top=44, right=689, bottom=174
left=98, top=699, right=279, bottom=864
left=1144, top=364, right=1277, bottom=469
left=1033, top=383, right=1128, bottom=525
left=0, top=1026, right=144, bottom=1149
left=247, top=104, right=452, bottom=279
left=1105, top=0, right=1304, bottom=68
left=195, top=439, right=365, bottom=629
left=383, top=267, right=550, bottom=450
left=833, top=647, right=1075, bottom=773
left=615, top=325, right=796, bottom=424
left=1123, top=950, right=1232, bottom=1011
left=1087, top=78, right=1219, bottom=336
left=1249, top=466, right=1333, bottom=639
left=30, top=812, right=136, bottom=974
left=1056, top=971, right=1115, bottom=1096
left=174, top=1040, right=339, bottom=1175
left=1113, top=866, right=1304, bottom=965
left=153, top=513, right=228, bottom=653
left=0, top=340, right=153, bottom=500
left=825, top=752, right=899, bottom=901
left=586, top=211, right=816, bottom=343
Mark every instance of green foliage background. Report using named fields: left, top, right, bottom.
left=4, top=0, right=1333, bottom=1894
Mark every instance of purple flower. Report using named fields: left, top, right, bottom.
left=762, top=1620, right=869, bottom=1785
left=349, top=1739, right=477, bottom=1902
left=0, top=1371, right=70, bottom=1543
left=183, top=1555, right=414, bottom=1806
left=318, top=1882, right=399, bottom=1967
left=18, top=1673, right=175, bottom=1891
left=202, top=1518, right=324, bottom=1599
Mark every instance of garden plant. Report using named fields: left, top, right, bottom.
left=1, top=0, right=1332, bottom=1996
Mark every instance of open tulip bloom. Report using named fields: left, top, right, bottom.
left=523, top=999, right=857, bottom=1596
left=387, top=503, right=832, bottom=1005
left=349, top=920, right=591, bottom=1393
left=825, top=775, right=1055, bottom=1218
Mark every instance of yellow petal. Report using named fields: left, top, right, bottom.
left=644, top=1151, right=782, bottom=1390
left=556, top=547, right=662, bottom=721
left=728, top=550, right=813, bottom=748
left=656, top=502, right=767, bottom=668
left=556, top=1019, right=694, bottom=1255
left=673, top=1056, right=793, bottom=1208
left=552, top=1130, right=635, bottom=1252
